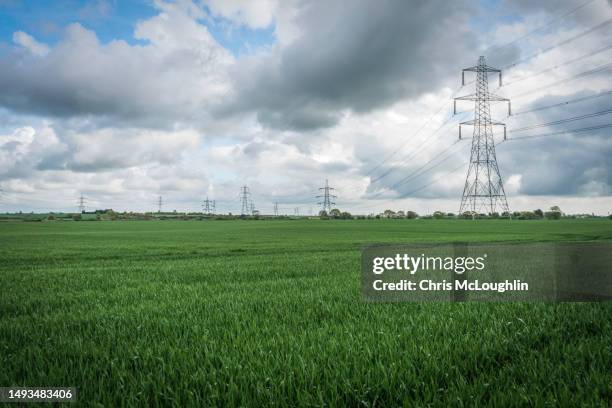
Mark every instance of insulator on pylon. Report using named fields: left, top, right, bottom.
left=499, top=72, right=502, bottom=87
left=462, top=71, right=465, bottom=86
left=453, top=100, right=457, bottom=115
left=503, top=126, right=507, bottom=140
left=508, top=101, right=512, bottom=116
left=459, top=125, right=462, bottom=140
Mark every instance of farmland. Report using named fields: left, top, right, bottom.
left=1, top=219, right=611, bottom=406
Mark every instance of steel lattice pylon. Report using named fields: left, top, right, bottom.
left=317, top=179, right=336, bottom=213
left=454, top=56, right=511, bottom=217
left=239, top=186, right=250, bottom=215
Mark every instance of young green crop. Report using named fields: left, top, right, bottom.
left=0, top=219, right=611, bottom=406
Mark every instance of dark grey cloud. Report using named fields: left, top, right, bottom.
left=499, top=90, right=612, bottom=196
left=0, top=3, right=233, bottom=129
left=500, top=0, right=611, bottom=31
left=224, top=0, right=479, bottom=131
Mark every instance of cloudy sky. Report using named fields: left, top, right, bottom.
left=0, top=0, right=611, bottom=215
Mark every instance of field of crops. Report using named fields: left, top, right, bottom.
left=1, top=219, right=611, bottom=405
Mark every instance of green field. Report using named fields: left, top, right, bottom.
left=1, top=219, right=611, bottom=406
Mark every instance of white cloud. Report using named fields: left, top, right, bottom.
left=203, top=0, right=279, bottom=28
left=0, top=0, right=611, bottom=214
left=1, top=1, right=233, bottom=126
left=12, top=31, right=50, bottom=56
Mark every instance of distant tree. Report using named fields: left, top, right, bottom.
left=490, top=212, right=499, bottom=219
left=383, top=209, right=395, bottom=218
left=546, top=206, right=562, bottom=219
left=319, top=210, right=328, bottom=217
left=406, top=211, right=418, bottom=219
left=534, top=209, right=544, bottom=219
left=446, top=212, right=455, bottom=218
left=609, top=214, right=612, bottom=220
left=340, top=211, right=352, bottom=219
left=395, top=210, right=405, bottom=218
left=329, top=208, right=341, bottom=218
left=72, top=213, right=82, bottom=221
left=433, top=211, right=445, bottom=219
left=519, top=211, right=536, bottom=220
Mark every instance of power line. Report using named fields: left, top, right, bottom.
left=401, top=161, right=469, bottom=198
left=369, top=112, right=463, bottom=183
left=368, top=138, right=465, bottom=200
left=390, top=140, right=465, bottom=190
left=363, top=84, right=467, bottom=179
left=485, top=0, right=597, bottom=56
left=503, top=43, right=612, bottom=87
left=501, top=17, right=612, bottom=71
left=511, top=109, right=612, bottom=132
left=507, top=122, right=612, bottom=141
left=512, top=90, right=612, bottom=116
left=348, top=156, right=468, bottom=213
left=511, top=61, right=612, bottom=100
left=363, top=104, right=448, bottom=177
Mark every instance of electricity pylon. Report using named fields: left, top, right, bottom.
left=273, top=202, right=279, bottom=217
left=454, top=56, right=511, bottom=217
left=317, top=179, right=336, bottom=213
left=157, top=195, right=163, bottom=213
left=78, top=194, right=86, bottom=213
left=203, top=197, right=215, bottom=215
left=239, top=186, right=250, bottom=215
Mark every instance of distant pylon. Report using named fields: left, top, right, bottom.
left=317, top=179, right=337, bottom=213
left=274, top=202, right=279, bottom=217
left=157, top=195, right=163, bottom=213
left=294, top=207, right=300, bottom=216
left=454, top=56, right=511, bottom=216
left=250, top=201, right=257, bottom=215
left=203, top=197, right=215, bottom=215
left=239, top=186, right=250, bottom=215
left=78, top=194, right=86, bottom=213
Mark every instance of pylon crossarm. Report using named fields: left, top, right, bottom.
left=454, top=94, right=477, bottom=101
left=460, top=120, right=506, bottom=126
left=487, top=93, right=509, bottom=101
left=462, top=65, right=500, bottom=73
left=456, top=94, right=507, bottom=102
